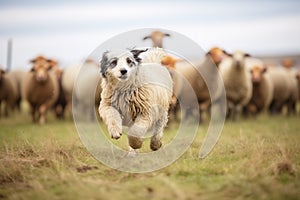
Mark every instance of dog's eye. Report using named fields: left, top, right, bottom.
left=126, top=58, right=132, bottom=64
left=126, top=58, right=135, bottom=67
left=110, top=60, right=117, bottom=67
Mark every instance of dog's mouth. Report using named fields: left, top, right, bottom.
left=118, top=75, right=128, bottom=80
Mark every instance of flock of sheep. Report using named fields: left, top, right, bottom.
left=0, top=30, right=299, bottom=124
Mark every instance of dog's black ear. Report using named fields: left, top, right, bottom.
left=130, top=49, right=148, bottom=63
left=100, top=51, right=109, bottom=78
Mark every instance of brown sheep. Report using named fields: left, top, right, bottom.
left=244, top=65, right=273, bottom=116
left=22, top=56, right=59, bottom=124
left=49, top=59, right=67, bottom=119
left=0, top=67, right=17, bottom=117
left=143, top=31, right=170, bottom=48
left=164, top=47, right=226, bottom=123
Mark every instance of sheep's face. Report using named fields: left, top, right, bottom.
left=100, top=49, right=147, bottom=81
left=207, top=47, right=227, bottom=65
left=250, top=66, right=267, bottom=83
left=30, top=56, right=52, bottom=83
left=232, top=51, right=251, bottom=69
left=281, top=58, right=293, bottom=69
left=161, top=55, right=181, bottom=69
left=143, top=31, right=170, bottom=48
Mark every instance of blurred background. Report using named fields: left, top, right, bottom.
left=1, top=0, right=300, bottom=69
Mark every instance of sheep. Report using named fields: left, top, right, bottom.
left=160, top=55, right=183, bottom=120
left=267, top=67, right=292, bottom=115
left=281, top=58, right=294, bottom=69
left=219, top=51, right=253, bottom=121
left=49, top=59, right=67, bottom=119
left=73, top=59, right=101, bottom=121
left=0, top=67, right=17, bottom=117
left=22, top=56, right=59, bottom=124
left=142, top=48, right=185, bottom=121
left=143, top=31, right=170, bottom=48
left=243, top=62, right=274, bottom=116
left=6, top=70, right=26, bottom=111
left=283, top=67, right=298, bottom=115
left=175, top=47, right=226, bottom=122
left=145, top=47, right=226, bottom=123
left=99, top=48, right=172, bottom=154
left=61, top=63, right=81, bottom=116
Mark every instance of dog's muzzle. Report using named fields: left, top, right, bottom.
left=119, top=69, right=128, bottom=80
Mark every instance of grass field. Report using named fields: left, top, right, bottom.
left=0, top=109, right=299, bottom=200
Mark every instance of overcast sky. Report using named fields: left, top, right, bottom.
left=0, top=0, right=300, bottom=69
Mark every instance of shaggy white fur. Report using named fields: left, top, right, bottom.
left=98, top=49, right=172, bottom=153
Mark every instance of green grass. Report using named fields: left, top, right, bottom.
left=0, top=109, right=300, bottom=200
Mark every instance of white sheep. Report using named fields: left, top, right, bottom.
left=6, top=70, right=26, bottom=111
left=283, top=67, right=298, bottom=115
left=143, top=31, right=170, bottom=48
left=61, top=63, right=81, bottom=116
left=219, top=50, right=253, bottom=121
left=267, top=67, right=291, bottom=115
left=73, top=59, right=101, bottom=121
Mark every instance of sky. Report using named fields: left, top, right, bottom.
left=0, top=0, right=300, bottom=69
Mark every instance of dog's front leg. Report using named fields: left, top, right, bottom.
left=127, top=116, right=151, bottom=150
left=99, top=105, right=122, bottom=139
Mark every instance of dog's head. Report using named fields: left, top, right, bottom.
left=100, top=49, right=147, bottom=81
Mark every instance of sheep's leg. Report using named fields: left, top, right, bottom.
left=150, top=112, right=168, bottom=151
left=30, top=106, right=37, bottom=123
left=4, top=101, right=8, bottom=117
left=39, top=104, right=48, bottom=124
left=99, top=105, right=122, bottom=139
left=232, top=105, right=242, bottom=122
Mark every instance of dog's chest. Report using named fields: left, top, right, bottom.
left=111, top=90, right=134, bottom=125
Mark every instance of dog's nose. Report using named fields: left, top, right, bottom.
left=120, top=69, right=127, bottom=75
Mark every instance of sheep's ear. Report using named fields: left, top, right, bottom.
left=164, top=33, right=171, bottom=37
left=100, top=51, right=109, bottom=78
left=143, top=35, right=151, bottom=40
left=262, top=65, right=268, bottom=73
left=130, top=49, right=148, bottom=63
left=296, top=74, right=299, bottom=80
left=224, top=51, right=232, bottom=57
left=245, top=53, right=251, bottom=57
left=0, top=69, right=5, bottom=74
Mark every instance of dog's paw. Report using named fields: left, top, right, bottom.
left=109, top=126, right=122, bottom=140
